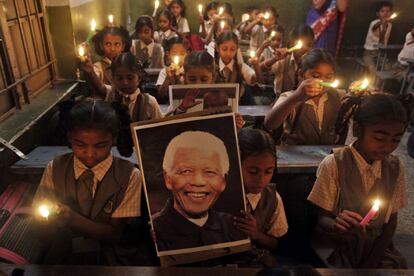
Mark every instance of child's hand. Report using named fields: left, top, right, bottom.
left=334, top=210, right=363, bottom=233
left=178, top=89, right=202, bottom=111
left=274, top=48, right=288, bottom=60
left=54, top=203, right=72, bottom=226
left=235, top=113, right=245, bottom=131
left=348, top=79, right=371, bottom=96
left=262, top=40, right=271, bottom=49
left=234, top=210, right=261, bottom=240
left=248, top=56, right=259, bottom=66
left=78, top=56, right=94, bottom=74
left=167, top=65, right=176, bottom=79
left=294, top=78, right=324, bottom=99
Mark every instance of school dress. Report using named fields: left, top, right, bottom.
left=275, top=89, right=346, bottom=145
left=130, top=39, right=164, bottom=69
left=271, top=54, right=299, bottom=96
left=308, top=145, right=407, bottom=268
left=105, top=88, right=163, bottom=122
left=153, top=29, right=178, bottom=45
left=34, top=154, right=142, bottom=265
left=94, top=57, right=112, bottom=85
left=176, top=16, right=190, bottom=33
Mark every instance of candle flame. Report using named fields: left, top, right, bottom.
left=360, top=78, right=369, bottom=90
left=173, top=55, right=180, bottom=65
left=373, top=200, right=381, bottom=211
left=249, top=50, right=256, bottom=58
left=296, top=40, right=303, bottom=50
left=390, top=13, right=398, bottom=19
left=90, top=19, right=96, bottom=31
left=270, top=31, right=276, bottom=38
left=220, top=20, right=225, bottom=30
left=39, top=205, right=50, bottom=219
left=264, top=12, right=270, bottom=20
left=242, top=13, right=250, bottom=22
left=154, top=0, right=160, bottom=9
left=108, top=14, right=114, bottom=24
left=218, top=7, right=224, bottom=15
left=198, top=4, right=203, bottom=14
left=331, top=80, right=339, bottom=88
left=78, top=46, right=85, bottom=57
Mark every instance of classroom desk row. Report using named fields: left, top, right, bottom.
left=10, top=145, right=337, bottom=176
left=1, top=265, right=413, bottom=276
left=159, top=105, right=271, bottom=118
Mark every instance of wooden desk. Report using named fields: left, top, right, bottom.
left=0, top=264, right=413, bottom=276
left=159, top=105, right=271, bottom=118
left=10, top=145, right=333, bottom=177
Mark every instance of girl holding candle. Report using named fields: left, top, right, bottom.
left=261, top=24, right=314, bottom=97
left=199, top=1, right=219, bottom=41
left=130, top=16, right=164, bottom=69
left=168, top=0, right=190, bottom=35
left=243, top=7, right=280, bottom=51
left=153, top=9, right=178, bottom=46
left=308, top=93, right=409, bottom=268
left=156, top=36, right=189, bottom=97
left=34, top=99, right=146, bottom=265
left=79, top=26, right=131, bottom=98
left=264, top=48, right=347, bottom=145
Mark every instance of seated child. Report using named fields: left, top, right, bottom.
left=237, top=6, right=260, bottom=41
left=130, top=16, right=164, bottom=69
left=106, top=52, right=163, bottom=122
left=199, top=1, right=219, bottom=41
left=264, top=48, right=347, bottom=145
left=80, top=26, right=131, bottom=98
left=308, top=93, right=408, bottom=268
left=363, top=1, right=394, bottom=76
left=168, top=0, right=190, bottom=35
left=244, top=7, right=279, bottom=51
left=232, top=128, right=288, bottom=267
left=261, top=24, right=314, bottom=96
left=154, top=9, right=178, bottom=45
left=156, top=36, right=189, bottom=97
left=34, top=99, right=142, bottom=265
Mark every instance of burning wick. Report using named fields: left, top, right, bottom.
left=390, top=13, right=398, bottom=20
left=249, top=50, right=256, bottom=59
left=269, top=30, right=276, bottom=39
left=173, top=55, right=180, bottom=66
left=108, top=14, right=114, bottom=25
left=153, top=0, right=160, bottom=16
left=218, top=7, right=224, bottom=16
left=242, top=13, right=250, bottom=22
left=198, top=4, right=203, bottom=16
left=90, top=19, right=97, bottom=31
left=320, top=80, right=340, bottom=88
left=264, top=12, right=270, bottom=20
left=78, top=45, right=87, bottom=62
left=220, top=20, right=225, bottom=31
left=39, top=205, right=50, bottom=220
left=287, top=40, right=303, bottom=53
left=358, top=78, right=370, bottom=91
left=360, top=200, right=381, bottom=227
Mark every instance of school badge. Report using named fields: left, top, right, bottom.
left=104, top=200, right=114, bottom=214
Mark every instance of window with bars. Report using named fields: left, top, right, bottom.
left=0, top=0, right=55, bottom=121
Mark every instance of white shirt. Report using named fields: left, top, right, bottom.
left=398, top=32, right=414, bottom=66
left=176, top=16, right=190, bottom=33
left=154, top=29, right=178, bottom=44
left=130, top=39, right=155, bottom=57
left=218, top=58, right=256, bottom=85
left=199, top=20, right=213, bottom=34
left=364, top=19, right=392, bottom=50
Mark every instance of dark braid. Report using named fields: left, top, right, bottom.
left=335, top=95, right=363, bottom=143
left=111, top=101, right=134, bottom=157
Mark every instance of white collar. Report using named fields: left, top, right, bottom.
left=349, top=142, right=382, bottom=179
left=188, top=214, right=209, bottom=226
left=246, top=193, right=262, bottom=211
left=120, top=88, right=140, bottom=101
left=219, top=59, right=234, bottom=72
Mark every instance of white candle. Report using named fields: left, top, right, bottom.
left=218, top=7, right=224, bottom=16
left=390, top=13, right=398, bottom=19
left=220, top=20, right=225, bottom=32
left=242, top=13, right=250, bottom=22
left=287, top=40, right=303, bottom=53
left=249, top=50, right=256, bottom=59
left=90, top=19, right=97, bottom=31
left=173, top=55, right=180, bottom=66
left=78, top=45, right=86, bottom=62
left=108, top=14, right=114, bottom=25
left=198, top=4, right=203, bottom=16
left=360, top=200, right=381, bottom=227
left=264, top=12, right=270, bottom=20
left=153, top=0, right=160, bottom=17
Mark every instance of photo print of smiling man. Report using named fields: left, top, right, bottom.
left=132, top=113, right=250, bottom=265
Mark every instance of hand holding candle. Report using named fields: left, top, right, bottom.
left=320, top=79, right=340, bottom=88
left=198, top=4, right=203, bottom=16
left=287, top=40, right=303, bottom=53
left=153, top=0, right=160, bottom=17
left=360, top=200, right=381, bottom=227
left=108, top=14, right=114, bottom=26
left=242, top=13, right=250, bottom=22
left=389, top=12, right=398, bottom=20
left=220, top=20, right=225, bottom=32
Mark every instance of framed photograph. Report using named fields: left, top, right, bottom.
left=168, top=84, right=239, bottom=114
left=132, top=113, right=249, bottom=265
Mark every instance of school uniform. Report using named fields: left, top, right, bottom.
left=152, top=199, right=246, bottom=252
left=130, top=39, right=164, bottom=69
left=271, top=54, right=299, bottom=96
left=154, top=29, right=178, bottom=45
left=363, top=19, right=392, bottom=70
left=199, top=20, right=213, bottom=35
left=308, top=145, right=407, bottom=268
left=274, top=89, right=346, bottom=145
left=105, top=88, right=162, bottom=122
left=35, top=154, right=142, bottom=265
left=94, top=57, right=112, bottom=85
left=176, top=16, right=190, bottom=33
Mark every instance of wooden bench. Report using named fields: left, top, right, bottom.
left=373, top=44, right=404, bottom=91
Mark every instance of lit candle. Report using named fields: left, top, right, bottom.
left=264, top=12, right=270, bottom=20
left=38, top=205, right=50, bottom=221
left=220, top=20, right=225, bottom=32
left=153, top=0, right=160, bottom=17
left=78, top=45, right=86, bottom=62
left=360, top=200, right=381, bottom=227
left=173, top=55, right=180, bottom=66
left=320, top=80, right=339, bottom=88
left=287, top=40, right=303, bottom=53
left=86, top=18, right=97, bottom=42
left=249, top=50, right=256, bottom=59
left=242, top=13, right=250, bottom=22
left=108, top=14, right=114, bottom=26
left=218, top=7, right=224, bottom=16
left=269, top=30, right=276, bottom=40
left=358, top=78, right=370, bottom=91
left=390, top=13, right=398, bottom=20
left=198, top=4, right=203, bottom=16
